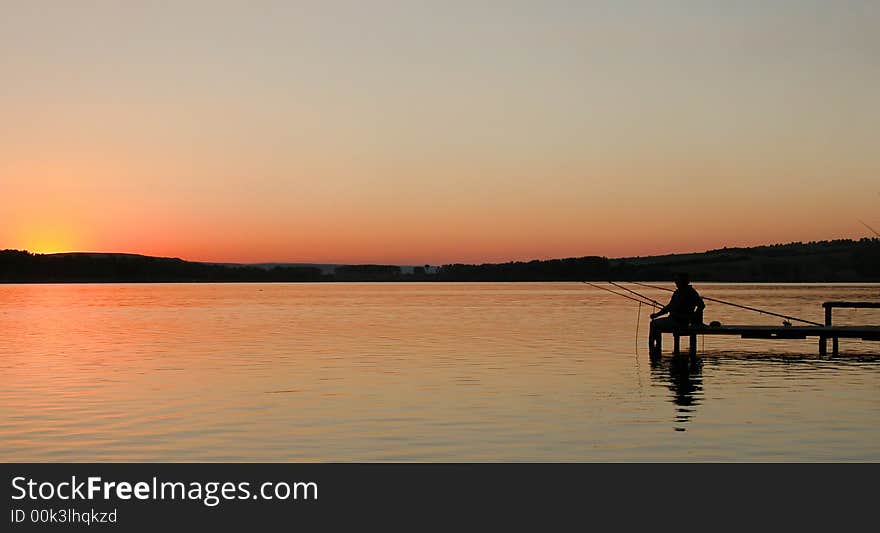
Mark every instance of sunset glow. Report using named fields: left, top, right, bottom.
left=17, top=222, right=81, bottom=256
left=2, top=1, right=878, bottom=264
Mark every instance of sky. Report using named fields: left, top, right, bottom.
left=1, top=0, right=878, bottom=264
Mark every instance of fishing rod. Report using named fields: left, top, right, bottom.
left=608, top=281, right=663, bottom=307
left=582, top=282, right=658, bottom=308
left=628, top=281, right=824, bottom=326
left=858, top=219, right=880, bottom=238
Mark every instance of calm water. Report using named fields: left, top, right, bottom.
left=1, top=282, right=878, bottom=462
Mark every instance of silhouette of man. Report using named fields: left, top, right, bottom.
left=649, top=273, right=705, bottom=356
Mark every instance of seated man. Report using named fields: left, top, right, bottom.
left=649, top=273, right=705, bottom=355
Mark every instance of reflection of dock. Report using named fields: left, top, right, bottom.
left=653, top=301, right=880, bottom=357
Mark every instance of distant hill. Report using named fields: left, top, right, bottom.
left=0, top=251, right=326, bottom=283
left=437, top=239, right=880, bottom=282
left=614, top=239, right=880, bottom=282
left=1, top=238, right=878, bottom=283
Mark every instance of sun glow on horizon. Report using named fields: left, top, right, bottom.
left=18, top=225, right=80, bottom=255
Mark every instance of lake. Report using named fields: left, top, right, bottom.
left=1, top=282, right=878, bottom=461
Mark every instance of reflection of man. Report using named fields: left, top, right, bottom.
left=650, top=354, right=703, bottom=431
left=649, top=273, right=705, bottom=356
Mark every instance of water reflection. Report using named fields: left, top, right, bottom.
left=1, top=282, right=878, bottom=461
left=650, top=350, right=880, bottom=433
left=651, top=355, right=703, bottom=432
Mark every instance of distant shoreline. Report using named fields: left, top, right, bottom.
left=2, top=238, right=879, bottom=283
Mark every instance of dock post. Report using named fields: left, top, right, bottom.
left=824, top=304, right=835, bottom=355
left=673, top=334, right=680, bottom=356
left=649, top=330, right=662, bottom=357
left=689, top=334, right=697, bottom=357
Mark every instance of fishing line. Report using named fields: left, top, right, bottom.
left=634, top=301, right=643, bottom=388
left=635, top=301, right=642, bottom=348
left=628, top=281, right=823, bottom=326
left=583, top=281, right=647, bottom=389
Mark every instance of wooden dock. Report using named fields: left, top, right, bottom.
left=651, top=301, right=880, bottom=357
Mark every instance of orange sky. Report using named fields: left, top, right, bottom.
left=2, top=2, right=878, bottom=264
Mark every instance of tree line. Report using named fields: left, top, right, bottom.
left=1, top=238, right=878, bottom=283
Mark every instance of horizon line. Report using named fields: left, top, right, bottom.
left=5, top=236, right=876, bottom=267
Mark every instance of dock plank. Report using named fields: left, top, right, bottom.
left=663, top=325, right=880, bottom=340
left=822, top=302, right=880, bottom=309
